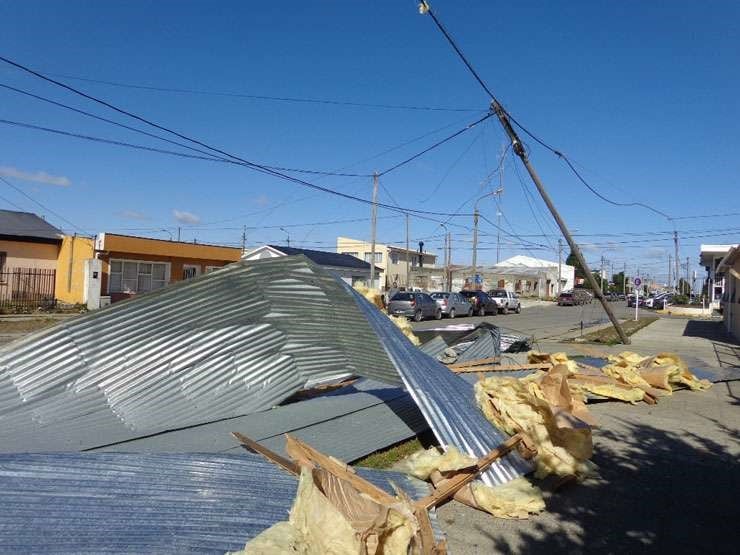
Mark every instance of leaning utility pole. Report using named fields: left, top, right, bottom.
left=557, top=238, right=563, bottom=295
left=490, top=100, right=630, bottom=344
left=405, top=214, right=410, bottom=288
left=673, top=230, right=680, bottom=293
left=369, top=172, right=378, bottom=289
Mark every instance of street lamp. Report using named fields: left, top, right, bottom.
left=279, top=227, right=290, bottom=247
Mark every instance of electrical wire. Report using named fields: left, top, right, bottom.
left=45, top=71, right=480, bottom=113
left=0, top=176, right=89, bottom=234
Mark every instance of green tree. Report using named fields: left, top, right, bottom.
left=611, top=272, right=627, bottom=294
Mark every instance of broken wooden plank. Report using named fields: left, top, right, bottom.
left=284, top=434, right=397, bottom=505
left=451, top=362, right=553, bottom=373
left=414, top=433, right=523, bottom=510
left=447, top=356, right=500, bottom=369
left=231, top=432, right=300, bottom=476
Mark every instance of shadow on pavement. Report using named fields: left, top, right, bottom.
left=483, top=417, right=739, bottom=554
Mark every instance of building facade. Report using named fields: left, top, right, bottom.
left=336, top=236, right=437, bottom=290
left=717, top=245, right=740, bottom=341
left=699, top=244, right=738, bottom=309
left=93, top=233, right=242, bottom=303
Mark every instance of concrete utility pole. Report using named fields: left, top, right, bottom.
left=623, top=262, right=627, bottom=294
left=686, top=256, right=690, bottom=295
left=472, top=189, right=500, bottom=283
left=557, top=238, right=563, bottom=295
left=369, top=172, right=378, bottom=289
left=447, top=230, right=452, bottom=290
left=668, top=254, right=672, bottom=289
left=674, top=230, right=680, bottom=293
left=241, top=225, right=247, bottom=254
left=405, top=214, right=410, bottom=288
left=490, top=99, right=630, bottom=344
left=177, top=226, right=181, bottom=242
left=600, top=255, right=606, bottom=290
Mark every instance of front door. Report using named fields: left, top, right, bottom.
left=182, top=264, right=201, bottom=280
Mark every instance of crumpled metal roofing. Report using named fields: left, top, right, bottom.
left=343, top=282, right=532, bottom=486
left=0, top=256, right=400, bottom=452
left=0, top=451, right=436, bottom=554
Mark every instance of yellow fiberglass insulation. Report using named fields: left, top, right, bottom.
left=470, top=478, right=546, bottom=519
left=388, top=315, right=421, bottom=346
left=395, top=445, right=477, bottom=480
left=235, top=468, right=417, bottom=555
left=649, top=353, right=712, bottom=391
left=528, top=351, right=578, bottom=374
left=475, top=375, right=594, bottom=479
left=352, top=285, right=385, bottom=310
left=568, top=380, right=646, bottom=403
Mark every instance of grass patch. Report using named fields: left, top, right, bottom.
left=353, top=431, right=437, bottom=469
left=578, top=316, right=658, bottom=345
left=0, top=318, right=59, bottom=334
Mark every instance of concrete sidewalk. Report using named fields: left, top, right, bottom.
left=541, top=317, right=740, bottom=367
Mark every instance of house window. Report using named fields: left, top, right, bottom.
left=364, top=252, right=382, bottom=263
left=390, top=252, right=399, bottom=265
left=341, top=251, right=359, bottom=258
left=110, top=259, right=168, bottom=293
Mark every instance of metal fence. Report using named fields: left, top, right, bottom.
left=0, top=268, right=56, bottom=310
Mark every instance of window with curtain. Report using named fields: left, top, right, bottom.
left=109, top=260, right=168, bottom=293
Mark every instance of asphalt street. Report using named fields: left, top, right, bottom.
left=411, top=301, right=639, bottom=342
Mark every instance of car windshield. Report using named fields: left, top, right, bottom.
left=560, top=293, right=573, bottom=297
left=490, top=290, right=507, bottom=298
left=391, top=292, right=413, bottom=301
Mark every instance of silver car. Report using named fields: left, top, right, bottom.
left=387, top=291, right=441, bottom=321
left=430, top=292, right=473, bottom=319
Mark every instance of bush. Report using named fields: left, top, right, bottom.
left=672, top=294, right=689, bottom=305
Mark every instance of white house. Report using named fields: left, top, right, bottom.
left=492, top=255, right=575, bottom=297
left=700, top=244, right=738, bottom=309
left=243, top=244, right=378, bottom=286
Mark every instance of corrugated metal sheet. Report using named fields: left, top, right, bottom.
left=343, top=282, right=532, bottom=486
left=0, top=451, right=436, bottom=554
left=0, top=256, right=401, bottom=452
left=419, top=335, right=449, bottom=359
left=91, top=379, right=429, bottom=463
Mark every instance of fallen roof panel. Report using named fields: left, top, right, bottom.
left=0, top=256, right=401, bottom=452
left=0, top=451, right=435, bottom=554
left=343, top=282, right=532, bottom=486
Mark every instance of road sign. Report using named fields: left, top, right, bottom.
left=634, top=277, right=642, bottom=287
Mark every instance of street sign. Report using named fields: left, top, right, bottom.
left=634, top=277, right=642, bottom=287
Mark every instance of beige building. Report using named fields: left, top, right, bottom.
left=717, top=245, right=740, bottom=341
left=336, top=236, right=437, bottom=290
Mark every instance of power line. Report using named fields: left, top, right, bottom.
left=45, top=71, right=480, bottom=113
left=0, top=117, right=479, bottom=219
left=0, top=176, right=89, bottom=234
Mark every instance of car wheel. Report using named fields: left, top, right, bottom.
left=435, top=309, right=442, bottom=320
left=515, top=304, right=521, bottom=314
left=467, top=308, right=474, bottom=317
left=501, top=306, right=508, bottom=315
left=449, top=308, right=456, bottom=319
left=413, top=310, right=422, bottom=322
left=478, top=307, right=486, bottom=317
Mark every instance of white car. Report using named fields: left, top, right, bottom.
left=488, top=289, right=521, bottom=314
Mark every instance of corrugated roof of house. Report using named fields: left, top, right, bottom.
left=0, top=209, right=63, bottom=241
left=269, top=244, right=373, bottom=270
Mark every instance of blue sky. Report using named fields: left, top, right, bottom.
left=1, top=0, right=738, bottom=285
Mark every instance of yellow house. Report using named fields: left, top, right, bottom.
left=55, top=232, right=244, bottom=306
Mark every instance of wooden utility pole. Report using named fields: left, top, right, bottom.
left=623, top=262, right=626, bottom=295
left=490, top=100, right=630, bottom=344
left=472, top=206, right=479, bottom=279
left=241, top=225, right=247, bottom=254
left=447, top=230, right=452, bottom=290
left=369, top=172, right=378, bottom=289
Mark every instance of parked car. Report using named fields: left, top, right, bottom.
left=387, top=291, right=441, bottom=321
left=558, top=291, right=576, bottom=306
left=488, top=289, right=521, bottom=314
left=573, top=289, right=593, bottom=305
left=459, top=290, right=498, bottom=316
left=430, top=292, right=473, bottom=318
